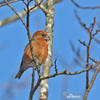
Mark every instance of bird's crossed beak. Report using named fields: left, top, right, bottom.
left=44, top=36, right=50, bottom=41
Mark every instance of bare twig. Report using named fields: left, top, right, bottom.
left=29, top=79, right=41, bottom=100
left=0, top=0, right=62, bottom=27
left=0, top=0, right=19, bottom=7
left=74, top=10, right=100, bottom=44
left=83, top=65, right=100, bottom=100
left=85, top=18, right=96, bottom=89
left=40, top=63, right=99, bottom=80
left=34, top=0, right=48, bottom=14
left=93, top=29, right=100, bottom=37
left=89, top=57, right=99, bottom=64
left=78, top=40, right=87, bottom=46
left=4, top=0, right=27, bottom=30
left=75, top=10, right=100, bottom=89
left=74, top=10, right=90, bottom=33
left=71, top=0, right=100, bottom=9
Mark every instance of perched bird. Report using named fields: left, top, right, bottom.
left=15, top=31, right=48, bottom=79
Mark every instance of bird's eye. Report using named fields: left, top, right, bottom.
left=41, top=34, right=46, bottom=37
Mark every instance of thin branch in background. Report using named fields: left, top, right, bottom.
left=73, top=57, right=84, bottom=68
left=0, top=75, right=29, bottom=100
left=78, top=16, right=96, bottom=89
left=74, top=10, right=100, bottom=44
left=0, top=0, right=62, bottom=27
left=75, top=10, right=100, bottom=90
left=69, top=41, right=81, bottom=57
left=71, top=0, right=100, bottom=9
left=89, top=57, right=99, bottom=64
left=4, top=0, right=27, bottom=30
left=53, top=50, right=70, bottom=69
left=74, top=10, right=90, bottom=33
left=0, top=0, right=19, bottom=7
left=34, top=0, right=48, bottom=14
left=74, top=9, right=100, bottom=98
left=83, top=65, right=100, bottom=100
left=69, top=41, right=99, bottom=72
left=69, top=41, right=86, bottom=67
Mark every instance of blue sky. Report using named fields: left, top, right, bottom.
left=0, top=0, right=100, bottom=100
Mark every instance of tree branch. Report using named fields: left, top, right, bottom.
left=29, top=78, right=41, bottom=100
left=0, top=0, right=62, bottom=27
left=4, top=0, right=27, bottom=29
left=74, top=10, right=100, bottom=44
left=83, top=65, right=100, bottom=100
left=40, top=63, right=99, bottom=80
left=0, top=0, right=19, bottom=7
left=71, top=0, right=100, bottom=9
left=34, top=0, right=48, bottom=14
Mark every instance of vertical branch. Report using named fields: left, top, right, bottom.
left=86, top=18, right=95, bottom=89
left=75, top=11, right=96, bottom=90
left=83, top=65, right=100, bottom=100
left=86, top=35, right=91, bottom=89
left=25, top=1, right=40, bottom=100
left=39, top=0, right=54, bottom=100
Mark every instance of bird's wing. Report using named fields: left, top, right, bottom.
left=24, top=38, right=35, bottom=51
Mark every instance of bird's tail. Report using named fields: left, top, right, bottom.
left=15, top=70, right=24, bottom=79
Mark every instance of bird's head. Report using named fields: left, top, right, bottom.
left=32, top=31, right=49, bottom=41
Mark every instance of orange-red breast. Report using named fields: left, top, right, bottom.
left=15, top=31, right=48, bottom=79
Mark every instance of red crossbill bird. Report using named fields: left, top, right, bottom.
left=15, top=31, right=48, bottom=79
